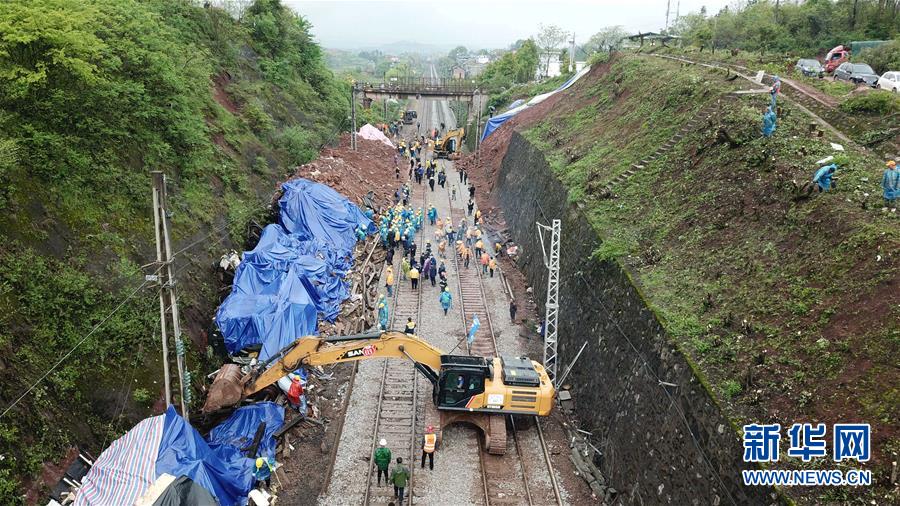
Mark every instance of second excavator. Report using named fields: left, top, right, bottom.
left=203, top=331, right=554, bottom=454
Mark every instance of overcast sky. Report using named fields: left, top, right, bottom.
left=286, top=0, right=733, bottom=50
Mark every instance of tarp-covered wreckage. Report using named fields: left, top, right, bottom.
left=215, top=178, right=374, bottom=361
left=75, top=180, right=370, bottom=504
left=75, top=404, right=284, bottom=506
left=480, top=64, right=593, bottom=141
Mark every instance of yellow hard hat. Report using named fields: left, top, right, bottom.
left=887, top=160, right=896, bottom=168
left=256, top=458, right=265, bottom=468
left=379, top=303, right=385, bottom=308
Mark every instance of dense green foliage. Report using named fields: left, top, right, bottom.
left=523, top=55, right=898, bottom=502
left=477, top=39, right=540, bottom=92
left=675, top=0, right=900, bottom=55
left=0, top=0, right=346, bottom=500
left=840, top=88, right=900, bottom=112
left=859, top=39, right=900, bottom=72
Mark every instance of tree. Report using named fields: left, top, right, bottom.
left=535, top=23, right=567, bottom=78
left=586, top=26, right=629, bottom=53
left=515, top=39, right=540, bottom=82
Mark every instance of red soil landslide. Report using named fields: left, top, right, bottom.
left=284, top=134, right=400, bottom=209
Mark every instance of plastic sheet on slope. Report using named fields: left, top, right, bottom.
left=358, top=123, right=396, bottom=147
left=156, top=407, right=254, bottom=506
left=481, top=64, right=593, bottom=141
left=207, top=402, right=285, bottom=460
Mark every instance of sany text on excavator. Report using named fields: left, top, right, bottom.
left=203, top=331, right=555, bottom=454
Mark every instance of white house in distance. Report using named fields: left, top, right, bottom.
left=537, top=52, right=562, bottom=79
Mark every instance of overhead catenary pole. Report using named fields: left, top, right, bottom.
left=152, top=171, right=189, bottom=417
left=537, top=219, right=561, bottom=386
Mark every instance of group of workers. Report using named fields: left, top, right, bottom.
left=373, top=426, right=437, bottom=505
left=761, top=76, right=899, bottom=206
left=810, top=158, right=899, bottom=207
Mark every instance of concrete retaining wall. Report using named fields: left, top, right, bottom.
left=496, top=131, right=777, bottom=505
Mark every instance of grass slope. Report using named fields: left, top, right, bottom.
left=522, top=54, right=898, bottom=503
left=0, top=0, right=348, bottom=500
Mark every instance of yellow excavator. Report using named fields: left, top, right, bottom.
left=433, top=127, right=465, bottom=159
left=203, top=331, right=554, bottom=454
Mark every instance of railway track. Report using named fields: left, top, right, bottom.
left=362, top=157, right=429, bottom=504
left=440, top=147, right=562, bottom=505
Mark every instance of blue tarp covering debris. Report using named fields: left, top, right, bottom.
left=215, top=178, right=372, bottom=361
left=481, top=65, right=593, bottom=141
left=157, top=407, right=253, bottom=505
left=77, top=405, right=285, bottom=506
left=207, top=402, right=285, bottom=461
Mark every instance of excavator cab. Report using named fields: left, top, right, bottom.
left=434, top=355, right=490, bottom=408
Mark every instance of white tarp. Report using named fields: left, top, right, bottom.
left=358, top=124, right=395, bottom=148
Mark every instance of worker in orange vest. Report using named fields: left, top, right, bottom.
left=421, top=425, right=436, bottom=470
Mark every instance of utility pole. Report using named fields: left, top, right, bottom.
left=569, top=33, right=576, bottom=73
left=473, top=91, right=483, bottom=165
left=151, top=171, right=189, bottom=417
left=350, top=85, right=358, bottom=151
left=537, top=219, right=561, bottom=386
left=665, top=0, right=671, bottom=33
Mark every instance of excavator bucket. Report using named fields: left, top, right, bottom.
left=202, top=364, right=244, bottom=413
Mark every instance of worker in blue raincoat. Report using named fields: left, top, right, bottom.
left=813, top=163, right=838, bottom=192
left=883, top=160, right=899, bottom=206
left=439, top=287, right=452, bottom=316
left=427, top=205, right=438, bottom=226
left=762, top=106, right=777, bottom=137
left=378, top=302, right=389, bottom=330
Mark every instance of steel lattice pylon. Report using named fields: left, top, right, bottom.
left=537, top=219, right=561, bottom=387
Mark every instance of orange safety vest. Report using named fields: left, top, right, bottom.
left=423, top=433, right=436, bottom=453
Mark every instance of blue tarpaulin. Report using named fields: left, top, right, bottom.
left=207, top=402, right=285, bottom=460
left=78, top=406, right=279, bottom=506
left=215, top=178, right=372, bottom=361
left=157, top=407, right=253, bottom=505
left=279, top=178, right=375, bottom=253
left=481, top=65, right=593, bottom=141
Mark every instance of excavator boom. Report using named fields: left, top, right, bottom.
left=245, top=331, right=444, bottom=396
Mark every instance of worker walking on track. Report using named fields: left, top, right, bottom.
left=404, top=317, right=416, bottom=335
left=480, top=251, right=490, bottom=274
left=374, top=439, right=392, bottom=487
left=488, top=256, right=497, bottom=277
left=421, top=426, right=437, bottom=470
left=439, top=287, right=452, bottom=316
left=409, top=265, right=419, bottom=290
left=379, top=302, right=389, bottom=331
left=385, top=266, right=394, bottom=297
left=391, top=457, right=410, bottom=504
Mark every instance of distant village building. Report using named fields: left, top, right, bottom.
left=451, top=65, right=466, bottom=79
left=475, top=55, right=490, bottom=65
left=537, top=52, right=562, bottom=79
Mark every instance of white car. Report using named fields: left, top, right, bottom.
left=877, top=71, right=900, bottom=92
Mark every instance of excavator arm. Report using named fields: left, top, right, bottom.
left=243, top=331, right=446, bottom=397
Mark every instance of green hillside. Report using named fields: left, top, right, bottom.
left=520, top=54, right=899, bottom=503
left=0, top=0, right=347, bottom=500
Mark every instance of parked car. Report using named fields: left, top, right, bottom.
left=824, top=45, right=851, bottom=73
left=795, top=58, right=824, bottom=78
left=876, top=72, right=900, bottom=92
left=833, top=62, right=879, bottom=87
